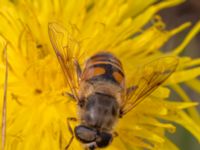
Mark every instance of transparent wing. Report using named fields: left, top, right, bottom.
left=48, top=22, right=81, bottom=101
left=120, top=57, right=178, bottom=116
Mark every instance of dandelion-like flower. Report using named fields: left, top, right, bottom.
left=0, top=0, right=200, bottom=150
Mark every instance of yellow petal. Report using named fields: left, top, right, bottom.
left=173, top=22, right=200, bottom=55
left=161, top=111, right=200, bottom=142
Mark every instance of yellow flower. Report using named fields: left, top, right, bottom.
left=0, top=0, right=200, bottom=150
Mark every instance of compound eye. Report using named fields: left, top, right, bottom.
left=96, top=132, right=113, bottom=148
left=74, top=125, right=97, bottom=143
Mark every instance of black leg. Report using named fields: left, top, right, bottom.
left=74, top=59, right=82, bottom=80
left=65, top=117, right=77, bottom=150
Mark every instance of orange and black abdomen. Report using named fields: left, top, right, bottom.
left=81, top=52, right=125, bottom=87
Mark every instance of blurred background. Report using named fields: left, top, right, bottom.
left=159, top=0, right=200, bottom=149
left=160, top=0, right=200, bottom=58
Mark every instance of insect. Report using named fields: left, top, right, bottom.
left=48, top=23, right=178, bottom=150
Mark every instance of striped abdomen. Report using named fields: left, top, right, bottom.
left=81, top=52, right=125, bottom=87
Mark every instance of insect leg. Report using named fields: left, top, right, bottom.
left=62, top=92, right=76, bottom=101
left=74, top=59, right=82, bottom=80
left=65, top=117, right=77, bottom=150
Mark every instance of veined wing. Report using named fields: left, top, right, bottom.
left=48, top=22, right=81, bottom=101
left=120, top=56, right=178, bottom=116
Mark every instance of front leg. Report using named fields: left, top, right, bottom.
left=65, top=117, right=77, bottom=150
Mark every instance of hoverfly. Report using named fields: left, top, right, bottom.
left=48, top=23, right=178, bottom=150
